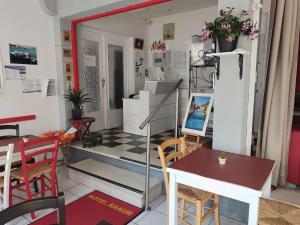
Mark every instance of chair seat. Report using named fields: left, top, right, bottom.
left=11, top=164, right=52, bottom=180
left=178, top=184, right=213, bottom=202
left=259, top=198, right=300, bottom=225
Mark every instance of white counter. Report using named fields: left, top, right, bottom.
left=123, top=90, right=176, bottom=136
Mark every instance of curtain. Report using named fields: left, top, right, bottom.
left=257, top=0, right=300, bottom=185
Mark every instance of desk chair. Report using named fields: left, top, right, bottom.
left=0, top=192, right=65, bottom=224
left=158, top=138, right=220, bottom=225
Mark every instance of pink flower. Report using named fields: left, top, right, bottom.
left=221, top=24, right=231, bottom=31
left=200, top=27, right=213, bottom=41
left=250, top=26, right=259, bottom=40
left=226, top=35, right=235, bottom=42
left=242, top=21, right=251, bottom=32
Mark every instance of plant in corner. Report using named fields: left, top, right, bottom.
left=64, top=88, right=92, bottom=120
left=200, top=7, right=259, bottom=52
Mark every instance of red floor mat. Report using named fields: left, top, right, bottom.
left=30, top=191, right=143, bottom=225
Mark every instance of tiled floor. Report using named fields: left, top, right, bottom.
left=9, top=166, right=300, bottom=225
left=72, top=127, right=176, bottom=168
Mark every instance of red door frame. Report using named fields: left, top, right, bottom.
left=71, top=0, right=170, bottom=90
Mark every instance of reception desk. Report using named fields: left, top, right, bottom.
left=123, top=81, right=177, bottom=136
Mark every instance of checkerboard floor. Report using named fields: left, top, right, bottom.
left=72, top=127, right=176, bottom=168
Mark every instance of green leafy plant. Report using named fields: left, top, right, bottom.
left=64, top=88, right=92, bottom=110
left=200, top=7, right=258, bottom=42
left=23, top=135, right=29, bottom=139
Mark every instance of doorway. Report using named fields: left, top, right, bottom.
left=78, top=26, right=127, bottom=131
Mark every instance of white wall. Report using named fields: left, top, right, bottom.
left=0, top=0, right=59, bottom=135
left=146, top=6, right=218, bottom=119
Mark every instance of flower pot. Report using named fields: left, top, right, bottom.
left=23, top=137, right=29, bottom=143
left=218, top=157, right=227, bottom=165
left=218, top=37, right=239, bottom=52
left=72, top=108, right=82, bottom=120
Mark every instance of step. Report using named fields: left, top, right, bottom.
left=68, top=158, right=163, bottom=208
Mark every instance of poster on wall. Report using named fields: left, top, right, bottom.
left=182, top=93, right=214, bottom=136
left=46, top=79, right=56, bottom=96
left=9, top=44, right=37, bottom=65
left=22, top=79, right=41, bottom=93
left=4, top=65, right=26, bottom=80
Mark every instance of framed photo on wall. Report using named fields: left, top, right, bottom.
left=62, top=48, right=72, bottom=58
left=63, top=30, right=71, bottom=42
left=182, top=93, right=214, bottom=136
left=64, top=62, right=72, bottom=74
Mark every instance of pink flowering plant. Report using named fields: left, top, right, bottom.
left=200, top=7, right=259, bottom=42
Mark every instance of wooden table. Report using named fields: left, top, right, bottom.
left=0, top=135, right=53, bottom=165
left=69, top=117, right=95, bottom=141
left=166, top=148, right=275, bottom=225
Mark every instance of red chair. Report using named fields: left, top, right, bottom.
left=9, top=136, right=60, bottom=219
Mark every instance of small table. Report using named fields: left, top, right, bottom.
left=0, top=135, right=53, bottom=165
left=69, top=117, right=95, bottom=141
left=166, top=148, right=275, bottom=225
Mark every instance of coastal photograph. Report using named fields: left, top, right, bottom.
left=9, top=44, right=37, bottom=65
left=182, top=93, right=213, bottom=136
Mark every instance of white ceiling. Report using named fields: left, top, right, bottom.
left=127, top=0, right=218, bottom=20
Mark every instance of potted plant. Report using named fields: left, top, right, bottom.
left=23, top=135, right=29, bottom=143
left=64, top=88, right=92, bottom=120
left=218, top=151, right=227, bottom=165
left=200, top=7, right=259, bottom=52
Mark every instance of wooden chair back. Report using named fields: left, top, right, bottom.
left=0, top=125, right=19, bottom=140
left=0, top=192, right=65, bottom=224
left=157, top=138, right=186, bottom=198
left=19, top=136, right=60, bottom=186
left=0, top=144, right=14, bottom=210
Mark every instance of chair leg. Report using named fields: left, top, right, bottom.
left=196, top=200, right=202, bottom=225
left=214, top=195, right=220, bottom=225
left=33, top=180, right=39, bottom=193
left=9, top=181, right=12, bottom=207
left=180, top=198, right=186, bottom=220
left=24, top=179, right=35, bottom=220
left=41, top=175, right=45, bottom=197
left=51, top=173, right=57, bottom=196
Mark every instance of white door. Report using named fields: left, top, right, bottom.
left=78, top=26, right=106, bottom=131
left=104, top=34, right=127, bottom=128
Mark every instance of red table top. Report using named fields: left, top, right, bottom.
left=0, top=135, right=50, bottom=157
left=170, top=148, right=275, bottom=191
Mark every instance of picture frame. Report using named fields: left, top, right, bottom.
left=134, top=38, right=144, bottom=50
left=9, top=44, right=37, bottom=65
left=64, top=62, right=72, bottom=74
left=163, top=23, right=175, bottom=40
left=182, top=93, right=214, bottom=136
left=62, top=48, right=72, bottom=58
left=63, top=30, right=71, bottom=42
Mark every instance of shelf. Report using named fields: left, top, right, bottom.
left=206, top=49, right=250, bottom=57
left=190, top=64, right=215, bottom=68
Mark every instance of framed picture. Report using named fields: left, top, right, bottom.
left=62, top=48, right=72, bottom=57
left=163, top=23, right=175, bottom=40
left=134, top=38, right=144, bottom=50
left=64, top=62, right=72, bottom=74
left=9, top=44, right=37, bottom=65
left=63, top=30, right=71, bottom=42
left=182, top=93, right=214, bottom=136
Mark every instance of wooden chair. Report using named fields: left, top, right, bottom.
left=0, top=144, right=14, bottom=210
left=0, top=125, right=19, bottom=140
left=259, top=198, right=300, bottom=225
left=9, top=135, right=60, bottom=219
left=0, top=125, right=39, bottom=193
left=0, top=192, right=65, bottom=225
left=157, top=138, right=220, bottom=225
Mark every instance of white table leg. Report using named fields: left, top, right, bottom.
left=169, top=172, right=178, bottom=225
left=262, top=172, right=272, bottom=198
left=248, top=197, right=260, bottom=225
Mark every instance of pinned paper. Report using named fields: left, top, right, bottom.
left=5, top=65, right=26, bottom=80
